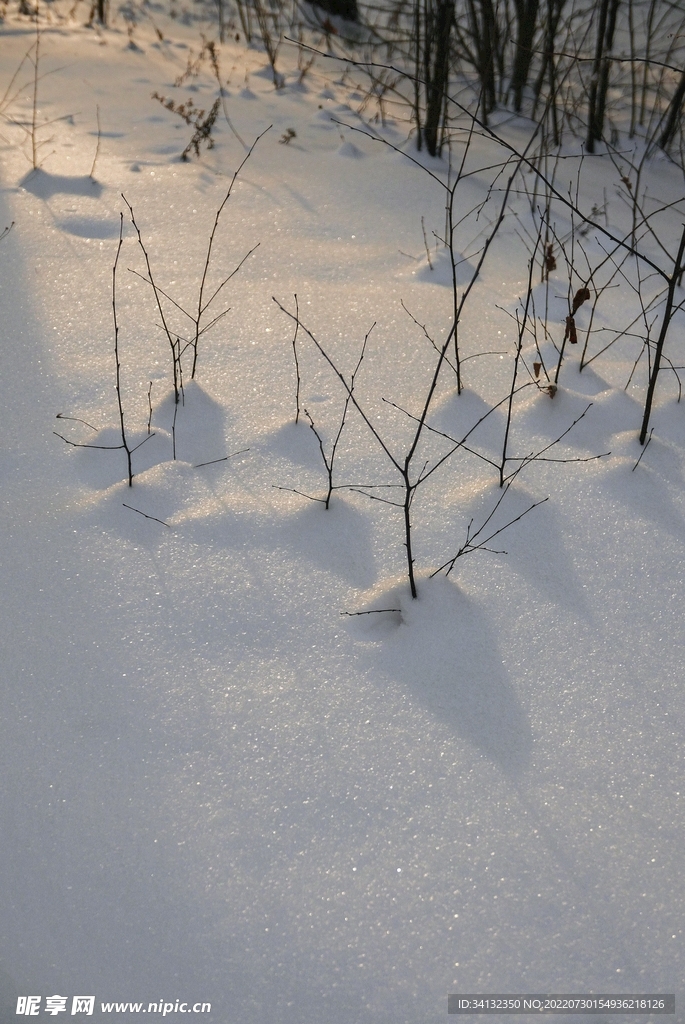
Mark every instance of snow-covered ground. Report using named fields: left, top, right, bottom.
left=0, top=7, right=683, bottom=1022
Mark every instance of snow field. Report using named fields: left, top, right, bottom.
left=0, top=9, right=683, bottom=1022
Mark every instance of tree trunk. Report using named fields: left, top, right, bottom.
left=658, top=67, right=685, bottom=152
left=423, top=0, right=454, bottom=155
left=466, top=0, right=498, bottom=121
left=511, top=0, right=540, bottom=112
left=533, top=0, right=565, bottom=105
left=586, top=0, right=621, bottom=152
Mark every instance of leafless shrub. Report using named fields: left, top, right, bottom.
left=151, top=91, right=221, bottom=160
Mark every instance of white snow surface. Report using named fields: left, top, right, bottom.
left=0, top=9, right=683, bottom=1024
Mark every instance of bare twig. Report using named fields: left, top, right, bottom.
left=123, top=194, right=181, bottom=404
left=633, top=428, right=653, bottom=470
left=194, top=448, right=249, bottom=468
left=191, top=126, right=270, bottom=377
left=112, top=212, right=133, bottom=486
left=56, top=413, right=98, bottom=432
left=341, top=608, right=401, bottom=616
left=122, top=503, right=170, bottom=527
left=90, top=103, right=101, bottom=180
left=291, top=293, right=301, bottom=423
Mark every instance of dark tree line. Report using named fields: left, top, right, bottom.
left=84, top=0, right=685, bottom=158
left=406, top=0, right=685, bottom=155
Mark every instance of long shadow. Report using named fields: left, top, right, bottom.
left=350, top=576, right=533, bottom=777
left=19, top=169, right=104, bottom=199
left=153, top=381, right=231, bottom=467
left=55, top=216, right=120, bottom=239
left=602, top=457, right=685, bottom=545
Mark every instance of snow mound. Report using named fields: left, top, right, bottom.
left=412, top=245, right=476, bottom=286
left=92, top=460, right=224, bottom=539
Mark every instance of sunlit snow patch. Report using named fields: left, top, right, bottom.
left=83, top=460, right=224, bottom=542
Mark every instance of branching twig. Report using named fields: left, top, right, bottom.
left=123, top=194, right=181, bottom=404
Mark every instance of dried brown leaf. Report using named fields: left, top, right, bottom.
left=571, top=287, right=591, bottom=314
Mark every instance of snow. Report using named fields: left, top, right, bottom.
left=0, top=6, right=683, bottom=1023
